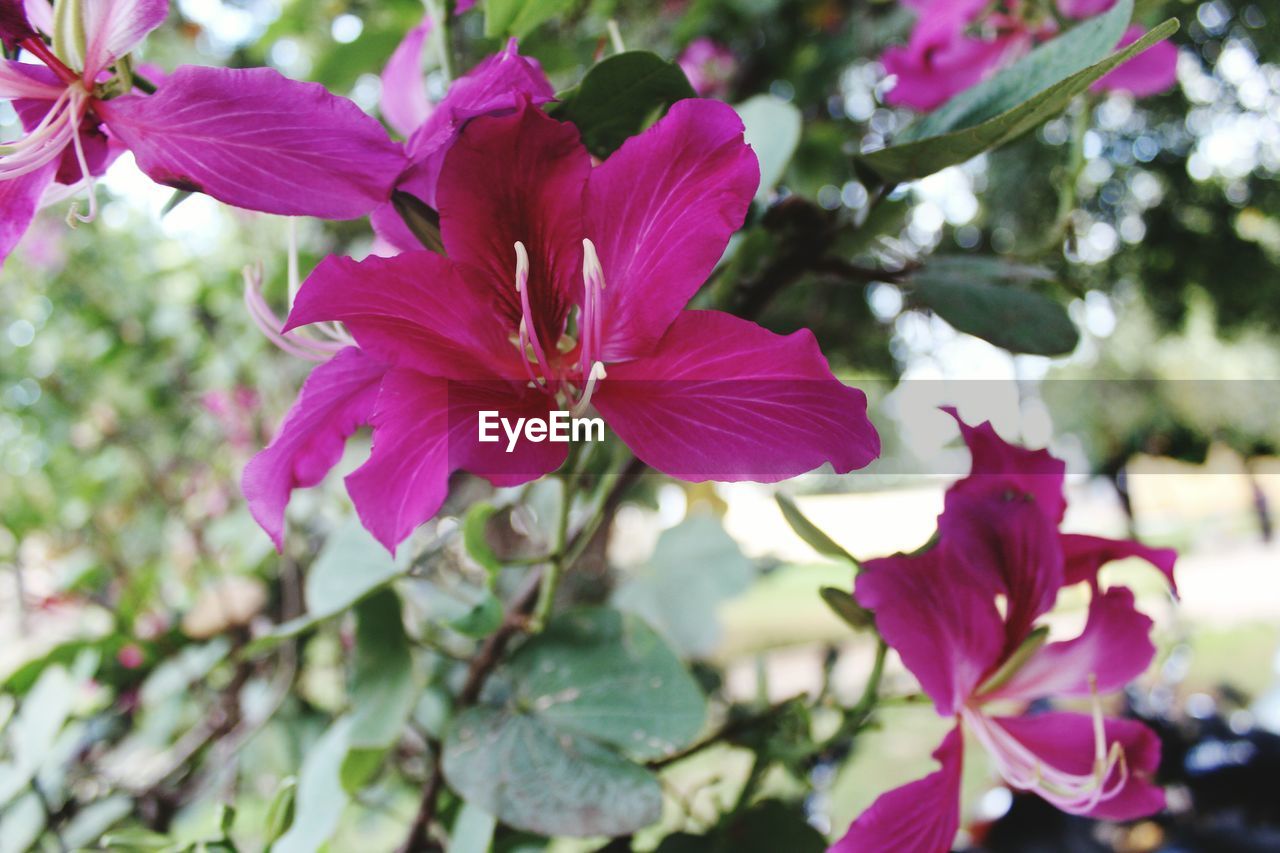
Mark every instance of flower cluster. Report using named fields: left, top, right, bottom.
left=881, top=0, right=1179, bottom=111
left=1, top=0, right=406, bottom=267
left=832, top=408, right=1177, bottom=852
left=244, top=40, right=881, bottom=553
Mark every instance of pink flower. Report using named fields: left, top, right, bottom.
left=831, top=410, right=1174, bottom=852
left=881, top=0, right=1035, bottom=111
left=1, top=0, right=406, bottom=268
left=372, top=37, right=555, bottom=253
left=677, top=37, right=738, bottom=99
left=245, top=99, right=880, bottom=552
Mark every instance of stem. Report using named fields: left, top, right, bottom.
left=852, top=640, right=888, bottom=717
left=606, top=19, right=626, bottom=54
left=1043, top=98, right=1092, bottom=253
left=428, top=0, right=454, bottom=85
left=529, top=476, right=574, bottom=631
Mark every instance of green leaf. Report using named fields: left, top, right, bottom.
left=245, top=521, right=406, bottom=655
left=449, top=590, right=505, bottom=639
left=908, top=257, right=1079, bottom=355
left=861, top=3, right=1179, bottom=182
left=715, top=800, right=827, bottom=852
left=272, top=718, right=351, bottom=853
left=551, top=51, right=696, bottom=157
left=140, top=639, right=231, bottom=706
left=263, top=777, right=297, bottom=846
left=450, top=801, right=497, bottom=853
left=462, top=503, right=502, bottom=577
left=612, top=514, right=755, bottom=657
left=442, top=608, right=706, bottom=837
left=341, top=590, right=416, bottom=792
left=775, top=494, right=859, bottom=566
left=0, top=664, right=76, bottom=808
left=819, top=586, right=873, bottom=630
left=390, top=191, right=445, bottom=255
left=736, top=95, right=802, bottom=202
left=101, top=828, right=173, bottom=850
left=483, top=0, right=574, bottom=38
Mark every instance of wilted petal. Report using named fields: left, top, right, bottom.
left=436, top=101, right=590, bottom=346
left=380, top=16, right=434, bottom=138
left=856, top=545, right=1004, bottom=715
left=829, top=726, right=964, bottom=853
left=1092, top=26, right=1178, bottom=97
left=80, top=0, right=169, bottom=79
left=285, top=250, right=522, bottom=381
left=983, top=586, right=1155, bottom=702
left=593, top=310, right=879, bottom=483
left=242, top=347, right=386, bottom=549
left=982, top=712, right=1165, bottom=820
left=584, top=99, right=759, bottom=361
left=1061, top=532, right=1178, bottom=594
left=944, top=407, right=1067, bottom=524
left=98, top=66, right=407, bottom=219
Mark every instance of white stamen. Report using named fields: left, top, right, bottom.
left=514, top=240, right=530, bottom=293
left=573, top=360, right=607, bottom=417
left=66, top=90, right=97, bottom=224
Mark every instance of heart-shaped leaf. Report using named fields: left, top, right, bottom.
left=551, top=51, right=696, bottom=158
left=442, top=608, right=706, bottom=837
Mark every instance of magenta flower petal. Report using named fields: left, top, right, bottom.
left=593, top=310, right=879, bottom=483
left=0, top=59, right=63, bottom=98
left=1092, top=26, right=1178, bottom=97
left=856, top=546, right=1005, bottom=715
left=943, top=406, right=1067, bottom=523
left=380, top=16, right=434, bottom=138
left=346, top=368, right=452, bottom=553
left=985, top=712, right=1165, bottom=820
left=436, top=101, right=591, bottom=347
left=983, top=586, right=1156, bottom=702
left=285, top=251, right=522, bottom=381
left=584, top=99, right=759, bottom=361
left=80, top=0, right=168, bottom=79
left=242, top=347, right=386, bottom=549
left=394, top=38, right=554, bottom=208
left=446, top=380, right=569, bottom=488
left=1057, top=0, right=1115, bottom=19
left=829, top=726, right=964, bottom=853
left=1061, top=532, right=1178, bottom=594
left=0, top=158, right=56, bottom=267
left=97, top=66, right=407, bottom=219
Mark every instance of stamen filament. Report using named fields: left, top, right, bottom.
left=573, top=361, right=607, bottom=416
left=513, top=241, right=550, bottom=383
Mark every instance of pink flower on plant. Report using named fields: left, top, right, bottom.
left=881, top=0, right=1178, bottom=111
left=677, top=37, right=738, bottom=99
left=831, top=409, right=1175, bottom=852
left=881, top=0, right=1034, bottom=112
left=244, top=99, right=880, bottom=552
left=1, top=0, right=407, bottom=269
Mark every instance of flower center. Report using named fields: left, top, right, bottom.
left=509, top=240, right=608, bottom=415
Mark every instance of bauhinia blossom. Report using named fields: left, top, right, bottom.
left=1, top=0, right=406, bottom=269
left=244, top=98, right=880, bottom=553
left=831, top=409, right=1175, bottom=852
left=677, top=37, right=738, bottom=99
left=881, top=0, right=1178, bottom=112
